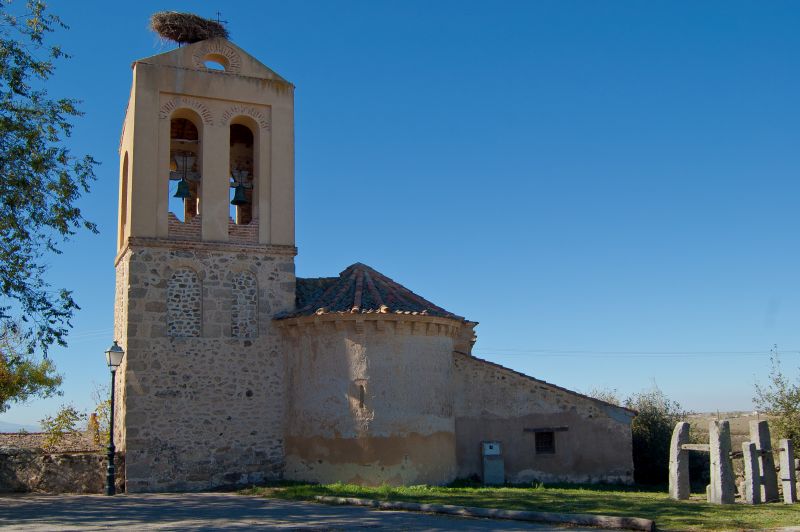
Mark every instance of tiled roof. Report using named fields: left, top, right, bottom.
left=278, top=263, right=465, bottom=320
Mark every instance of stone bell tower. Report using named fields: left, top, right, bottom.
left=113, top=38, right=296, bottom=492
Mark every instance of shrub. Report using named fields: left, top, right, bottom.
left=40, top=404, right=85, bottom=450
left=754, top=345, right=800, bottom=449
left=625, top=387, right=689, bottom=485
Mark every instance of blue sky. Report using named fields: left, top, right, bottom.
left=3, top=0, right=800, bottom=427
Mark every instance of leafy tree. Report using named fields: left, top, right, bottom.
left=625, top=387, right=689, bottom=485
left=0, top=0, right=97, bottom=358
left=88, top=383, right=110, bottom=446
left=754, top=345, right=800, bottom=449
left=0, top=323, right=61, bottom=412
left=40, top=402, right=85, bottom=450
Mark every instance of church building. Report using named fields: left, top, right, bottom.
left=113, top=34, right=635, bottom=492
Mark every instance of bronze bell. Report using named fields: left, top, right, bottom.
left=231, top=183, right=248, bottom=206
left=173, top=178, right=191, bottom=199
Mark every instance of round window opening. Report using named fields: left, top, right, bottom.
left=203, top=54, right=228, bottom=71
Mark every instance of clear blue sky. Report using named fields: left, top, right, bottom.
left=4, top=0, right=800, bottom=427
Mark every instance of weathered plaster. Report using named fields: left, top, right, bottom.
left=452, top=352, right=634, bottom=484
left=280, top=317, right=461, bottom=486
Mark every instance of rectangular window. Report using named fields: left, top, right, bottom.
left=535, top=431, right=555, bottom=454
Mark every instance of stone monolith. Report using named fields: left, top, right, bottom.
left=779, top=438, right=797, bottom=504
left=669, top=422, right=691, bottom=500
left=742, top=442, right=761, bottom=504
left=708, top=420, right=735, bottom=504
left=750, top=420, right=779, bottom=502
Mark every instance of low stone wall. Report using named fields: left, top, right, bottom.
left=0, top=438, right=124, bottom=494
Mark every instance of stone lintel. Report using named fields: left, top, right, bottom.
left=681, top=443, right=710, bottom=452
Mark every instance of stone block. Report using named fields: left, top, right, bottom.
left=750, top=420, right=779, bottom=502
left=742, top=441, right=761, bottom=504
left=779, top=438, right=797, bottom=504
left=708, top=420, right=735, bottom=504
left=669, top=422, right=690, bottom=500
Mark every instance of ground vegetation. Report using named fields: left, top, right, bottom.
left=244, top=482, right=800, bottom=531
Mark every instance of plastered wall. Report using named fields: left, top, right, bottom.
left=281, top=317, right=462, bottom=486
left=452, top=352, right=634, bottom=484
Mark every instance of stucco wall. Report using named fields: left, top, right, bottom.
left=116, top=240, right=295, bottom=492
left=122, top=40, right=295, bottom=248
left=281, top=316, right=462, bottom=486
left=452, top=352, right=634, bottom=484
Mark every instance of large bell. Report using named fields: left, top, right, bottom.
left=173, top=178, right=191, bottom=199
left=230, top=183, right=249, bottom=206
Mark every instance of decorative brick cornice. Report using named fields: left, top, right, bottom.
left=159, top=96, right=214, bottom=125
left=115, top=237, right=296, bottom=266
left=190, top=41, right=242, bottom=74
left=221, top=104, right=270, bottom=130
left=275, top=313, right=466, bottom=339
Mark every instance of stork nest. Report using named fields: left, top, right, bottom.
left=150, top=12, right=229, bottom=44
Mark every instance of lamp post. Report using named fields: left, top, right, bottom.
left=104, top=341, right=125, bottom=496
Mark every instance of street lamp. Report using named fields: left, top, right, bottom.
left=104, top=340, right=125, bottom=496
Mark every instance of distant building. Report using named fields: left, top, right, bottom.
left=113, top=36, right=634, bottom=492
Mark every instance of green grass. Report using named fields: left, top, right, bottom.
left=241, top=481, right=800, bottom=531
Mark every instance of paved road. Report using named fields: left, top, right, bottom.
left=0, top=492, right=593, bottom=531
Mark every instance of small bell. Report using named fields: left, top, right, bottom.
left=173, top=178, right=191, bottom=199
left=230, top=183, right=248, bottom=206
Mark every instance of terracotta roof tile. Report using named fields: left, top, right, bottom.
left=278, top=263, right=465, bottom=320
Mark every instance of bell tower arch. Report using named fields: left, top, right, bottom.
left=113, top=37, right=297, bottom=492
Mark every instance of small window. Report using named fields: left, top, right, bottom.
left=204, top=59, right=226, bottom=70
left=535, top=431, right=555, bottom=454
left=358, top=385, right=365, bottom=409
left=202, top=54, right=228, bottom=71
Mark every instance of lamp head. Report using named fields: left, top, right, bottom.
left=105, top=341, right=125, bottom=369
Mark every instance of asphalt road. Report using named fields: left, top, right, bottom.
left=0, top=492, right=595, bottom=531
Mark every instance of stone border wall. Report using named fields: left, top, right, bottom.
left=0, top=449, right=124, bottom=494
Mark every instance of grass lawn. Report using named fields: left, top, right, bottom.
left=242, top=482, right=800, bottom=531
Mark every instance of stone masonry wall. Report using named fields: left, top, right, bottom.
left=0, top=449, right=124, bottom=494
left=231, top=271, right=258, bottom=338
left=167, top=268, right=202, bottom=337
left=117, top=238, right=295, bottom=492
left=452, top=352, right=634, bottom=484
left=113, top=251, right=129, bottom=451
